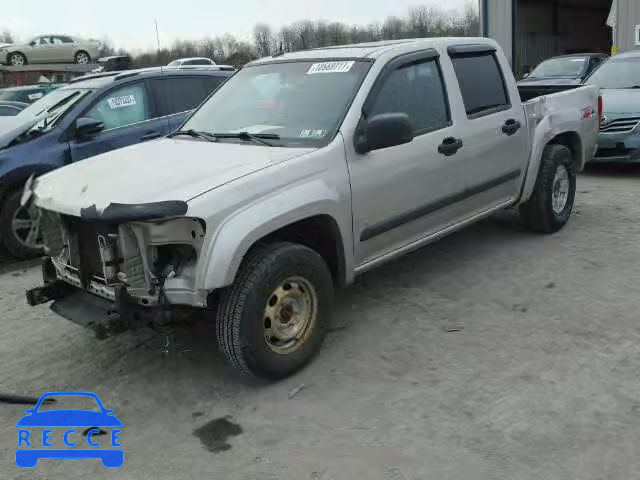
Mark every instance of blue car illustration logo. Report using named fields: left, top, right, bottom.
left=16, top=391, right=123, bottom=468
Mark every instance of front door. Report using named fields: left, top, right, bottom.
left=347, top=52, right=468, bottom=267
left=69, top=81, right=169, bottom=161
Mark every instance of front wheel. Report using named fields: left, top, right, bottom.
left=519, top=144, right=576, bottom=233
left=9, top=52, right=26, bottom=66
left=216, top=242, right=334, bottom=380
left=0, top=189, right=44, bottom=259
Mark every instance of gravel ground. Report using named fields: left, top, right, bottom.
left=2, top=166, right=640, bottom=480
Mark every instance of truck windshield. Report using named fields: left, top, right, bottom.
left=182, top=60, right=371, bottom=147
left=586, top=57, right=640, bottom=89
left=530, top=57, right=588, bottom=78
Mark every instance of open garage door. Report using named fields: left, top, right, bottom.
left=515, top=0, right=612, bottom=76
left=482, top=0, right=613, bottom=75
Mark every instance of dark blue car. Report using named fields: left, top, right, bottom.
left=0, top=66, right=234, bottom=258
left=16, top=391, right=124, bottom=468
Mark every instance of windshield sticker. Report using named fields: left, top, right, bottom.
left=300, top=129, right=325, bottom=138
left=107, top=95, right=137, bottom=109
left=27, top=93, right=44, bottom=101
left=307, top=61, right=355, bottom=75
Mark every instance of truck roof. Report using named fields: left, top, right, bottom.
left=250, top=37, right=497, bottom=65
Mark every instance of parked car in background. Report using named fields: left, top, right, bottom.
left=519, top=53, right=608, bottom=87
left=168, top=57, right=216, bottom=67
left=0, top=35, right=100, bottom=66
left=0, top=83, right=64, bottom=104
left=23, top=38, right=600, bottom=379
left=585, top=51, right=640, bottom=163
left=0, top=66, right=233, bottom=258
left=0, top=101, right=28, bottom=116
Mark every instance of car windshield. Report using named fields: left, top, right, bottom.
left=0, top=89, right=42, bottom=103
left=182, top=60, right=372, bottom=147
left=530, top=57, right=588, bottom=78
left=586, top=57, right=640, bottom=89
left=37, top=395, right=101, bottom=412
left=17, top=87, right=91, bottom=122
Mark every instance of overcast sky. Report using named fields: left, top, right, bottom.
left=2, top=0, right=471, bottom=51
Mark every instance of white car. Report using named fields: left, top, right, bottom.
left=0, top=35, right=100, bottom=66
left=167, top=57, right=216, bottom=67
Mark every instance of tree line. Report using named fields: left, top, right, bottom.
left=1, top=3, right=479, bottom=67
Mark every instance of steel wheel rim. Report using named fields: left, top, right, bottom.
left=12, top=205, right=43, bottom=249
left=11, top=54, right=24, bottom=66
left=263, top=276, right=318, bottom=355
left=76, top=53, right=89, bottom=64
left=552, top=165, right=570, bottom=214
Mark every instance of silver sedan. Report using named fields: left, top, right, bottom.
left=1, top=35, right=100, bottom=66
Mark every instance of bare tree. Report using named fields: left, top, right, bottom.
left=254, top=23, right=274, bottom=58
left=0, top=29, right=14, bottom=44
left=382, top=16, right=405, bottom=40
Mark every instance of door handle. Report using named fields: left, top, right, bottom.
left=502, top=119, right=522, bottom=136
left=141, top=131, right=162, bottom=141
left=438, top=137, right=463, bottom=156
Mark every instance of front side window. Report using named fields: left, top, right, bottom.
left=86, top=83, right=150, bottom=130
left=182, top=60, right=371, bottom=147
left=586, top=57, right=640, bottom=89
left=369, top=59, right=450, bottom=135
left=451, top=52, right=509, bottom=117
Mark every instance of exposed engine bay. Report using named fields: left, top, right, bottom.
left=37, top=207, right=206, bottom=307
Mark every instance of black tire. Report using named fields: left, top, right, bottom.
left=74, top=50, right=90, bottom=64
left=216, top=242, right=334, bottom=380
left=9, top=52, right=26, bottom=66
left=0, top=189, right=44, bottom=259
left=519, top=144, right=576, bottom=233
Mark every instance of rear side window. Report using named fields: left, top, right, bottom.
left=150, top=76, right=225, bottom=116
left=369, top=58, right=450, bottom=135
left=86, top=83, right=150, bottom=130
left=451, top=52, right=510, bottom=118
left=184, top=59, right=212, bottom=66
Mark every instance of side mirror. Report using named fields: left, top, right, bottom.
left=355, top=113, right=413, bottom=154
left=29, top=41, right=36, bottom=47
left=75, top=117, right=104, bottom=138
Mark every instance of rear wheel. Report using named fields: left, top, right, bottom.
left=9, top=52, right=26, bottom=66
left=519, top=144, right=576, bottom=233
left=0, top=189, right=44, bottom=259
left=75, top=50, right=90, bottom=64
left=216, top=242, right=334, bottom=380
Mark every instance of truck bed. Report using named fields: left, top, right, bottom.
left=518, top=84, right=582, bottom=103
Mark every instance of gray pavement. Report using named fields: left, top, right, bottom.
left=2, top=165, right=640, bottom=479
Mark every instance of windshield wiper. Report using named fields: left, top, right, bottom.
left=211, top=131, right=280, bottom=146
left=34, top=91, right=82, bottom=117
left=167, top=129, right=218, bottom=142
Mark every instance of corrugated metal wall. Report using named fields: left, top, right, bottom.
left=615, top=0, right=640, bottom=52
left=481, top=0, right=513, bottom=64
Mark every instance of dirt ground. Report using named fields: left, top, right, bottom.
left=2, top=165, right=640, bottom=480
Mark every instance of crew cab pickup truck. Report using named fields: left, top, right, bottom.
left=24, top=38, right=600, bottom=380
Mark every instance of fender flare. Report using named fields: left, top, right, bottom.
left=195, top=179, right=354, bottom=292
left=519, top=113, right=582, bottom=205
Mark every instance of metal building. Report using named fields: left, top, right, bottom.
left=480, top=0, right=640, bottom=75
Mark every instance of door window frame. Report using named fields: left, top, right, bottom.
left=448, top=44, right=512, bottom=120
left=359, top=48, right=453, bottom=139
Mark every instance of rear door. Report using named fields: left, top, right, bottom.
left=69, top=80, right=169, bottom=161
left=447, top=45, right=528, bottom=210
left=149, top=75, right=227, bottom=132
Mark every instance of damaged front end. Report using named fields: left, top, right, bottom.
left=25, top=199, right=207, bottom=339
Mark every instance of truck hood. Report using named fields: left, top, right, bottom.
left=33, top=138, right=314, bottom=216
left=600, top=88, right=640, bottom=114
left=517, top=76, right=582, bottom=86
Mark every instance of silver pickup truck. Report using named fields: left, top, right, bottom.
left=24, top=38, right=600, bottom=379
